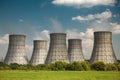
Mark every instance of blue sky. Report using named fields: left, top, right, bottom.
left=0, top=0, right=120, bottom=60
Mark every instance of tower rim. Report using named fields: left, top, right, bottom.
left=94, top=31, right=111, bottom=33
left=50, top=33, right=66, bottom=35
left=68, top=39, right=82, bottom=41
left=9, top=34, right=26, bottom=37
left=34, top=40, right=47, bottom=42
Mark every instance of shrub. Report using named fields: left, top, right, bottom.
left=80, top=62, right=90, bottom=71
left=66, top=62, right=83, bottom=71
left=9, top=63, right=19, bottom=70
left=49, top=61, right=67, bottom=71
left=35, top=64, right=48, bottom=70
left=91, top=62, right=105, bottom=71
left=114, top=62, right=120, bottom=71
left=106, top=64, right=118, bottom=71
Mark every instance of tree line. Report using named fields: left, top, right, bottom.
left=0, top=61, right=120, bottom=71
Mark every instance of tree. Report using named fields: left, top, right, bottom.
left=91, top=62, right=105, bottom=71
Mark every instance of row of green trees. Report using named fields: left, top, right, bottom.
left=0, top=61, right=120, bottom=71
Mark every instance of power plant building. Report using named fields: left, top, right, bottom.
left=45, top=33, right=69, bottom=64
left=68, top=39, right=84, bottom=62
left=4, top=35, right=28, bottom=64
left=90, top=31, right=117, bottom=63
left=30, top=40, right=47, bottom=65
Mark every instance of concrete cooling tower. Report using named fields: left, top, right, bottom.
left=30, top=40, right=47, bottom=65
left=4, top=35, right=28, bottom=64
left=68, top=39, right=84, bottom=62
left=90, top=31, right=117, bottom=63
left=45, top=33, right=69, bottom=64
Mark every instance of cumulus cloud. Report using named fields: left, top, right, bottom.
left=0, top=34, right=9, bottom=44
left=91, top=20, right=120, bottom=34
left=52, top=0, right=116, bottom=8
left=72, top=9, right=120, bottom=34
left=34, top=30, right=50, bottom=40
left=72, top=9, right=112, bottom=21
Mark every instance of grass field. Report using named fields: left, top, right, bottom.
left=0, top=70, right=120, bottom=80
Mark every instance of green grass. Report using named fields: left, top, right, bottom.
left=0, top=70, right=120, bottom=80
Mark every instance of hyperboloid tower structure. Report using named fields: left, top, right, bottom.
left=4, top=34, right=28, bottom=64
left=30, top=40, right=47, bottom=65
left=68, top=39, right=84, bottom=62
left=45, top=33, right=69, bottom=64
left=90, top=31, right=117, bottom=63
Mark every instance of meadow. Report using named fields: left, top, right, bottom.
left=0, top=70, right=120, bottom=80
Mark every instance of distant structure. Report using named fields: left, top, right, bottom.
left=30, top=40, right=47, bottom=65
left=45, top=33, right=69, bottom=64
left=4, top=35, right=28, bottom=64
left=68, top=39, right=84, bottom=62
left=90, top=31, right=117, bottom=63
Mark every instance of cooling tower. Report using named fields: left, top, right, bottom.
left=30, top=40, right=47, bottom=65
left=68, top=39, right=84, bottom=62
left=45, top=33, right=69, bottom=64
left=4, top=35, right=28, bottom=64
left=90, top=31, right=117, bottom=63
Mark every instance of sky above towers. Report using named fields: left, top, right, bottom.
left=0, top=0, right=120, bottom=60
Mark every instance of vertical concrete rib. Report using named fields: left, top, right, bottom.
left=4, top=34, right=28, bottom=64
left=68, top=39, right=84, bottom=62
left=30, top=40, right=47, bottom=65
left=45, top=33, right=69, bottom=64
left=90, top=31, right=117, bottom=63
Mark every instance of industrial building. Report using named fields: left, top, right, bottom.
left=90, top=31, right=117, bottom=63
left=30, top=40, right=47, bottom=65
left=4, top=35, right=28, bottom=64
left=45, top=33, right=69, bottom=64
left=3, top=31, right=117, bottom=65
left=68, top=39, right=84, bottom=62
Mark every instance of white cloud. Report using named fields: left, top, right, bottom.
left=26, top=44, right=33, bottom=60
left=72, top=9, right=112, bottom=21
left=0, top=34, right=9, bottom=44
left=34, top=30, right=50, bottom=40
left=66, top=29, right=81, bottom=39
left=52, top=0, right=116, bottom=8
left=110, top=23, right=120, bottom=34
left=91, top=20, right=120, bottom=34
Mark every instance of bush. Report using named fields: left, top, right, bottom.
left=9, top=63, right=20, bottom=70
left=49, top=61, right=67, bottom=71
left=80, top=62, right=90, bottom=71
left=106, top=64, right=118, bottom=71
left=66, top=62, right=83, bottom=71
left=18, top=65, right=28, bottom=70
left=35, top=64, right=48, bottom=70
left=91, top=62, right=105, bottom=71
left=114, top=62, right=120, bottom=71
